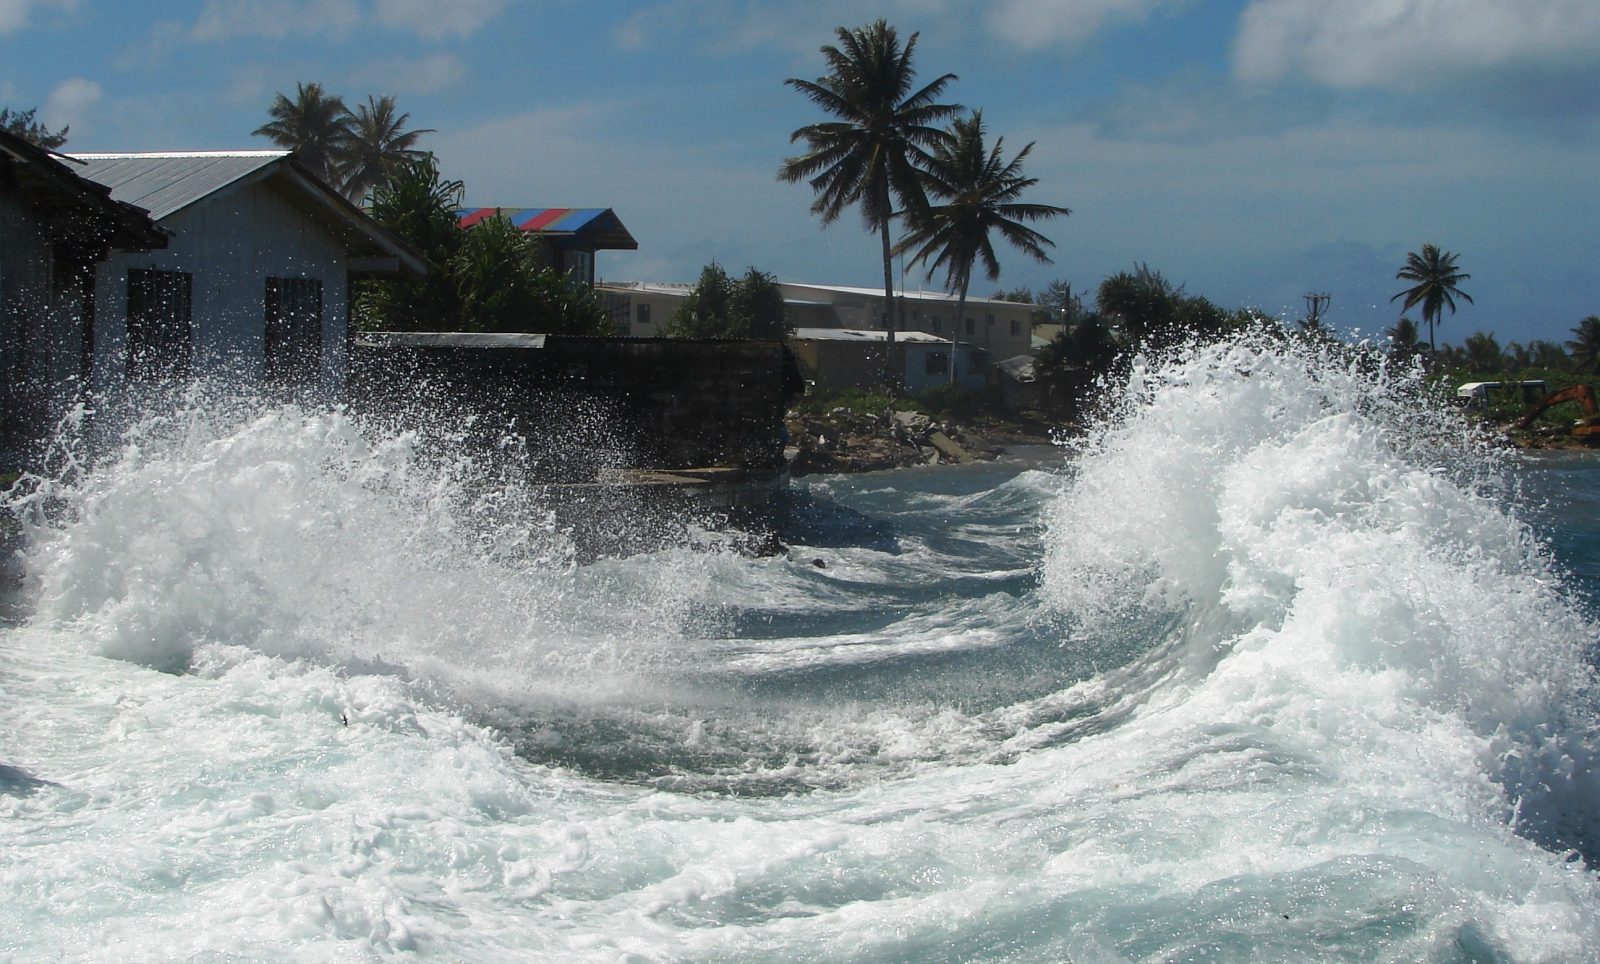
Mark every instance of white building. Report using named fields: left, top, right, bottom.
left=778, top=283, right=1037, bottom=362
left=788, top=328, right=987, bottom=394
left=1, top=130, right=165, bottom=460
left=600, top=280, right=1035, bottom=357
left=72, top=151, right=424, bottom=396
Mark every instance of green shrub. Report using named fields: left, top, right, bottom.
left=793, top=388, right=905, bottom=417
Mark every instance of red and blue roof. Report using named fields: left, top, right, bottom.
left=456, top=207, right=637, bottom=249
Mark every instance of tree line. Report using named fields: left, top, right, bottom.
left=0, top=107, right=69, bottom=148
left=251, top=82, right=431, bottom=202
left=351, top=157, right=609, bottom=336
left=248, top=83, right=607, bottom=335
left=778, top=19, right=1068, bottom=359
left=662, top=263, right=786, bottom=339
left=1425, top=318, right=1600, bottom=376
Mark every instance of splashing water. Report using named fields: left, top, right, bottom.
left=3, top=340, right=1600, bottom=961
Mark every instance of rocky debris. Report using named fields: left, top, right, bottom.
left=785, top=405, right=1053, bottom=476
left=926, top=431, right=972, bottom=464
left=1507, top=425, right=1600, bottom=450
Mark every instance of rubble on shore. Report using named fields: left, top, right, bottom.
left=784, top=406, right=1068, bottom=475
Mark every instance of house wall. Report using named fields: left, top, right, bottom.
left=779, top=284, right=1036, bottom=362
left=91, top=178, right=350, bottom=395
left=790, top=338, right=985, bottom=395
left=0, top=192, right=95, bottom=458
left=790, top=339, right=886, bottom=392
left=601, top=286, right=690, bottom=337
left=902, top=342, right=952, bottom=395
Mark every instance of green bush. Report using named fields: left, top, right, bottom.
left=1430, top=366, right=1591, bottom=424
left=793, top=388, right=905, bottom=417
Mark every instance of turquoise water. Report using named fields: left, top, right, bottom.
left=4, top=338, right=1600, bottom=961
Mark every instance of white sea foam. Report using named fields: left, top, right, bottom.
left=1042, top=335, right=1600, bottom=918
left=4, top=345, right=1600, bottom=960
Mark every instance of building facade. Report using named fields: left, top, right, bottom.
left=456, top=207, right=636, bottom=288
left=73, top=151, right=423, bottom=397
left=598, top=280, right=1036, bottom=393
left=0, top=129, right=165, bottom=461
left=788, top=328, right=987, bottom=395
left=778, top=283, right=1037, bottom=363
left=600, top=281, right=1034, bottom=355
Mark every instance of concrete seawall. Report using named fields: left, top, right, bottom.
left=348, top=333, right=803, bottom=554
left=351, top=332, right=803, bottom=477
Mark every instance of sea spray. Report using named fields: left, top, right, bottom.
left=1, top=384, right=716, bottom=706
left=6, top=345, right=1600, bottom=959
left=1042, top=334, right=1600, bottom=863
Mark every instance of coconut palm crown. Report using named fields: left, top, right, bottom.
left=1390, top=244, right=1473, bottom=352
left=1567, top=316, right=1600, bottom=374
left=896, top=110, right=1068, bottom=359
left=341, top=95, right=434, bottom=202
left=252, top=82, right=352, bottom=186
left=779, top=20, right=961, bottom=351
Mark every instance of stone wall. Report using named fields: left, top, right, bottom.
left=349, top=333, right=803, bottom=481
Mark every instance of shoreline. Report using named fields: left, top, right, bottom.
left=784, top=406, right=1074, bottom=476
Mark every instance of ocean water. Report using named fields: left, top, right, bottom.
left=4, top=336, right=1600, bottom=962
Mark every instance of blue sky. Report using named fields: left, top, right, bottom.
left=4, top=0, right=1597, bottom=346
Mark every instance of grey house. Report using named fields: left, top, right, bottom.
left=0, top=129, right=165, bottom=460
left=72, top=151, right=424, bottom=396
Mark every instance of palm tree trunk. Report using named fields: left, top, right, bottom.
left=1427, top=312, right=1436, bottom=353
left=952, top=279, right=969, bottom=387
left=879, top=212, right=900, bottom=390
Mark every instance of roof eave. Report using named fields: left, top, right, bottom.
left=279, top=160, right=428, bottom=276
left=0, top=132, right=167, bottom=251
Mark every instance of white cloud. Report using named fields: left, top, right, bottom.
left=349, top=52, right=466, bottom=94
left=43, top=76, right=101, bottom=134
left=430, top=100, right=847, bottom=284
left=613, top=1, right=965, bottom=58
left=180, top=0, right=512, bottom=44
left=1233, top=0, right=1600, bottom=90
left=372, top=0, right=511, bottom=39
left=985, top=0, right=1187, bottom=50
left=189, top=0, right=361, bottom=41
left=0, top=0, right=75, bottom=35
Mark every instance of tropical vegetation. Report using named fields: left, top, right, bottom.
left=664, top=263, right=787, bottom=339
left=895, top=110, right=1068, bottom=360
left=1391, top=244, right=1473, bottom=352
left=252, top=83, right=431, bottom=200
left=340, top=95, right=434, bottom=202
left=0, top=106, right=68, bottom=148
left=1386, top=317, right=1423, bottom=361
left=354, top=156, right=608, bottom=336
left=1566, top=316, right=1600, bottom=374
left=779, top=19, right=960, bottom=351
left=1029, top=264, right=1271, bottom=414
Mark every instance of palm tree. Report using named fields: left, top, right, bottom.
left=779, top=20, right=960, bottom=363
left=1385, top=316, right=1423, bottom=360
left=896, top=110, right=1068, bottom=375
left=1567, top=316, right=1600, bottom=373
left=1390, top=244, right=1473, bottom=353
left=340, top=95, right=433, bottom=202
left=252, top=82, right=352, bottom=185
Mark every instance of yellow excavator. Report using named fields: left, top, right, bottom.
left=1515, top=384, right=1600, bottom=440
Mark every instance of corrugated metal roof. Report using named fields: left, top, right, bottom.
left=0, top=131, right=167, bottom=250
left=790, top=327, right=952, bottom=344
left=998, top=354, right=1036, bottom=381
left=782, top=282, right=1031, bottom=307
left=457, top=206, right=638, bottom=249
left=356, top=332, right=550, bottom=350
left=69, top=151, right=287, bottom=221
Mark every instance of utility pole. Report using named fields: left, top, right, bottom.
left=1303, top=292, right=1330, bottom=327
